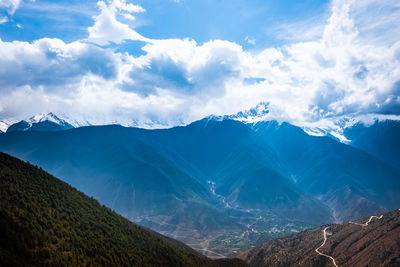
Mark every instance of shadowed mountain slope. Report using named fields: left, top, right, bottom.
left=344, top=120, right=400, bottom=169
left=251, top=121, right=400, bottom=221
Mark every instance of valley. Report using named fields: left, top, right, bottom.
left=1, top=150, right=398, bottom=266
left=2, top=0, right=399, bottom=265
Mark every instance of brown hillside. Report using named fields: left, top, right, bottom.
left=238, top=209, right=400, bottom=267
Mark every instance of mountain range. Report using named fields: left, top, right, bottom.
left=4, top=113, right=91, bottom=133
left=2, top=150, right=398, bottom=266
left=0, top=111, right=399, bottom=257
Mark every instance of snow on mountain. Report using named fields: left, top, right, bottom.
left=31, top=113, right=92, bottom=128
left=5, top=112, right=92, bottom=133
left=300, top=114, right=400, bottom=143
left=301, top=118, right=352, bottom=144
left=50, top=113, right=92, bottom=128
left=228, top=102, right=270, bottom=123
left=4, top=107, right=400, bottom=139
left=0, top=120, right=11, bottom=133
left=302, top=127, right=326, bottom=137
left=28, top=112, right=69, bottom=126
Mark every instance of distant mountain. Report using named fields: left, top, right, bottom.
left=250, top=121, right=400, bottom=222
left=143, top=118, right=332, bottom=225
left=139, top=118, right=400, bottom=222
left=343, top=120, right=400, bottom=169
left=0, top=152, right=223, bottom=266
left=6, top=113, right=75, bottom=133
left=0, top=117, right=399, bottom=257
left=238, top=209, right=400, bottom=266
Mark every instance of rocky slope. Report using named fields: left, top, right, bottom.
left=238, top=209, right=400, bottom=266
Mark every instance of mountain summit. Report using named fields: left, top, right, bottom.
left=5, top=113, right=90, bottom=133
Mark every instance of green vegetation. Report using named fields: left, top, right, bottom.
left=0, top=152, right=213, bottom=266
left=208, top=210, right=312, bottom=257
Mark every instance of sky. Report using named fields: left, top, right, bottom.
left=0, top=0, right=400, bottom=129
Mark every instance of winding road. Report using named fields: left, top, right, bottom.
left=315, top=227, right=338, bottom=267
left=350, top=215, right=383, bottom=227
left=315, top=214, right=384, bottom=266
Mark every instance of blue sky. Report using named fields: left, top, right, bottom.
left=0, top=0, right=400, bottom=132
left=0, top=0, right=329, bottom=45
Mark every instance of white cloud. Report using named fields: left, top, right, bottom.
left=116, top=0, right=400, bottom=126
left=0, top=16, right=8, bottom=24
left=244, top=36, right=256, bottom=45
left=123, top=39, right=243, bottom=97
left=0, top=0, right=21, bottom=15
left=123, top=13, right=135, bottom=21
left=350, top=0, right=400, bottom=46
left=0, top=37, right=119, bottom=92
left=266, top=13, right=328, bottom=43
left=87, top=0, right=148, bottom=45
left=113, top=0, right=145, bottom=13
left=1, top=0, right=400, bottom=130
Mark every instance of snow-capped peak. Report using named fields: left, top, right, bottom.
left=299, top=114, right=400, bottom=144
left=28, top=112, right=66, bottom=125
left=26, top=112, right=91, bottom=128
left=198, top=102, right=270, bottom=127
left=228, top=102, right=270, bottom=123
left=300, top=117, right=353, bottom=144
left=3, top=112, right=93, bottom=133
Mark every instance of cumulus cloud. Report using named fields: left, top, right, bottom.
left=87, top=0, right=148, bottom=45
left=0, top=38, right=119, bottom=92
left=0, top=0, right=21, bottom=15
left=122, top=39, right=243, bottom=97
left=1, top=0, right=400, bottom=130
left=232, top=0, right=400, bottom=127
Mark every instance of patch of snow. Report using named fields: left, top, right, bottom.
left=303, top=128, right=325, bottom=136
left=28, top=112, right=62, bottom=124
left=301, top=114, right=400, bottom=143
left=329, top=131, right=351, bottom=144
left=0, top=120, right=11, bottom=133
left=228, top=102, right=270, bottom=123
left=21, top=112, right=92, bottom=129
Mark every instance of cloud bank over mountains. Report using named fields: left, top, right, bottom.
left=0, top=0, right=400, bottom=129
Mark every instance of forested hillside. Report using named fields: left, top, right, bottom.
left=0, top=152, right=246, bottom=266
